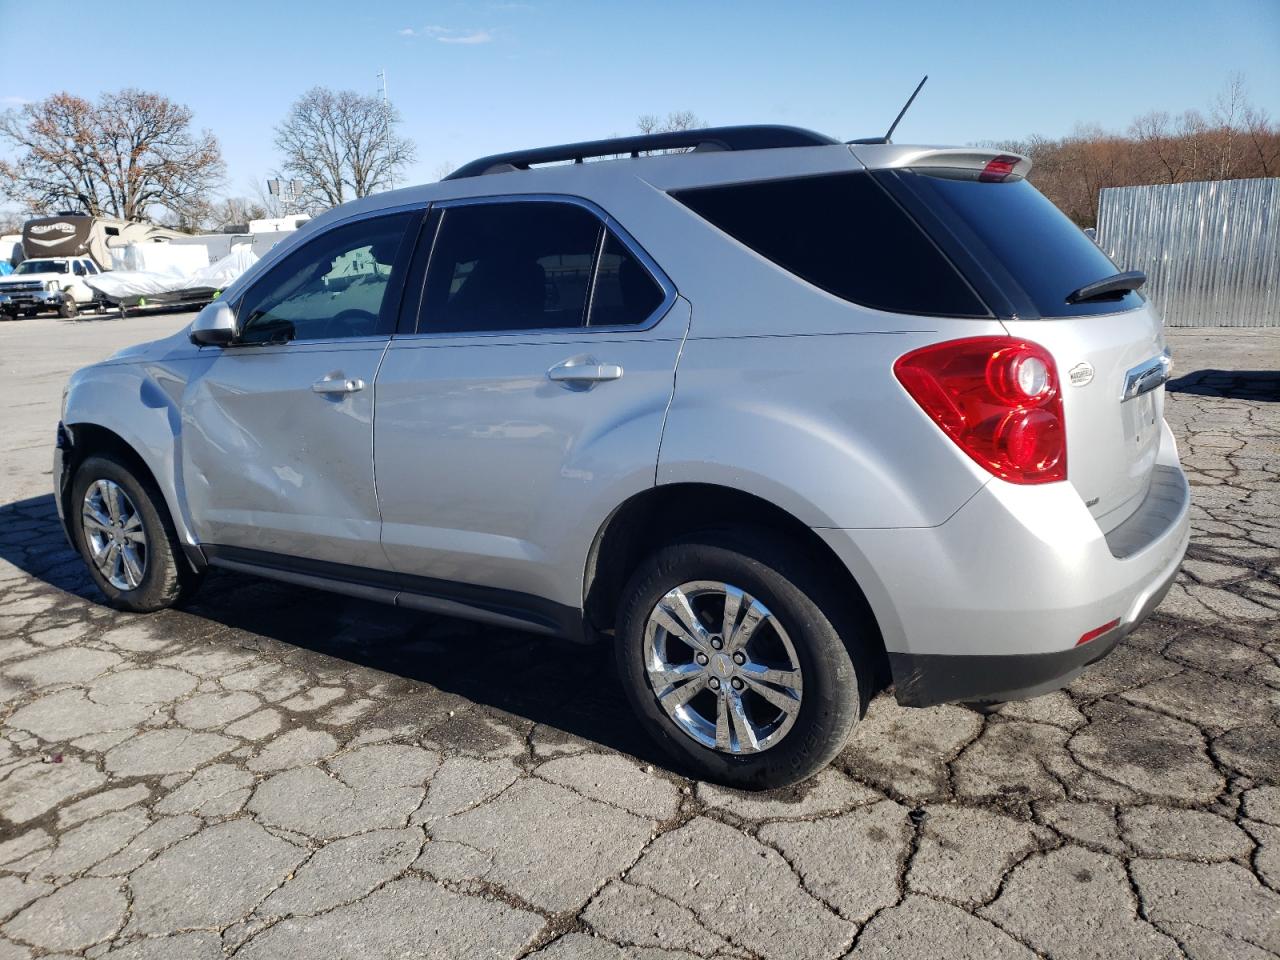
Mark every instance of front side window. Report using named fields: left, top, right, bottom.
left=237, top=212, right=413, bottom=344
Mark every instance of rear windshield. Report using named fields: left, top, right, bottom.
left=671, top=173, right=988, bottom=318
left=902, top=172, right=1143, bottom=317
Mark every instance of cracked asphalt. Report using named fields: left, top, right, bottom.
left=0, top=313, right=1277, bottom=959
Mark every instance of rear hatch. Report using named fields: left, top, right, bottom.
left=871, top=154, right=1167, bottom=531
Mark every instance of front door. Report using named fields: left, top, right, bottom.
left=374, top=198, right=687, bottom=612
left=181, top=210, right=418, bottom=568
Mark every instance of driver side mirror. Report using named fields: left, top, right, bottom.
left=189, top=300, right=237, bottom=347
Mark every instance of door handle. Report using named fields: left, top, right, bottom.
left=547, top=360, right=624, bottom=384
left=312, top=376, right=366, bottom=395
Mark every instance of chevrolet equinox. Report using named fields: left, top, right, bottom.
left=56, top=126, right=1190, bottom=788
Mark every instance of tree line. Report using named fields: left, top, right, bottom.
left=993, top=77, right=1279, bottom=226
left=1, top=79, right=1275, bottom=235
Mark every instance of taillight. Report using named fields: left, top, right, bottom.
left=979, top=155, right=1019, bottom=182
left=894, top=336, right=1066, bottom=484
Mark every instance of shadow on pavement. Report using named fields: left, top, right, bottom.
left=1167, top=368, right=1280, bottom=402
left=0, top=492, right=662, bottom=765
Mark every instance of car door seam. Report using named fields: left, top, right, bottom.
left=654, top=298, right=692, bottom=485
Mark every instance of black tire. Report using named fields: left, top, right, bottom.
left=58, top=298, right=78, bottom=319
left=616, top=531, right=874, bottom=789
left=70, top=454, right=202, bottom=612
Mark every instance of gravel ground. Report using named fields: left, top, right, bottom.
left=0, top=312, right=1277, bottom=959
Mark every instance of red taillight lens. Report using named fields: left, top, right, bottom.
left=894, top=336, right=1067, bottom=484
left=979, top=154, right=1019, bottom=182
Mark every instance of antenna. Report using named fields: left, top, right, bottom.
left=848, top=75, right=928, bottom=146
left=884, top=75, right=927, bottom=142
left=376, top=68, right=388, bottom=102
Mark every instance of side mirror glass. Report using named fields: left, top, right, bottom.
left=189, top=300, right=236, bottom=346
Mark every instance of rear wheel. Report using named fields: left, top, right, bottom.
left=616, top=531, right=873, bottom=789
left=70, top=455, right=202, bottom=611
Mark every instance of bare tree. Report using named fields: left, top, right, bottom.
left=1129, top=111, right=1185, bottom=183
left=1242, top=105, right=1280, bottom=177
left=634, top=111, right=706, bottom=156
left=207, top=196, right=270, bottom=230
left=1210, top=73, right=1248, bottom=179
left=0, top=90, right=223, bottom=221
left=637, top=111, right=704, bottom=135
left=274, top=87, right=416, bottom=212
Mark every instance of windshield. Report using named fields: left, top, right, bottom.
left=15, top=260, right=68, bottom=275
left=902, top=172, right=1143, bottom=318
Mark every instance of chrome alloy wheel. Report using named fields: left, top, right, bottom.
left=81, top=479, right=147, bottom=590
left=643, top=581, right=804, bottom=755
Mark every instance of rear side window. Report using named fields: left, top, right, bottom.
left=671, top=173, right=987, bottom=317
left=588, top=233, right=665, bottom=326
left=419, top=201, right=668, bottom=333
left=902, top=172, right=1142, bottom=317
left=422, top=202, right=600, bottom=334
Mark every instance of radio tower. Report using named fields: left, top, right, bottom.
left=377, top=69, right=394, bottom=190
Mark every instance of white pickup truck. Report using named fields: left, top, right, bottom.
left=0, top=257, right=102, bottom=319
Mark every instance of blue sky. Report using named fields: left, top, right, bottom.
left=2, top=0, right=1278, bottom=200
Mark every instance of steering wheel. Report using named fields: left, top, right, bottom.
left=324, top=308, right=378, bottom=338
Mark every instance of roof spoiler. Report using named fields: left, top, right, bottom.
left=849, top=146, right=1033, bottom=179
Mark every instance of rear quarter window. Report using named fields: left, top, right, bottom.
left=671, top=172, right=988, bottom=318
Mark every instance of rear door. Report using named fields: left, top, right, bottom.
left=373, top=197, right=686, bottom=612
left=883, top=166, right=1169, bottom=531
left=181, top=209, right=418, bottom=568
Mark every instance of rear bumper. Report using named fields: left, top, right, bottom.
left=818, top=421, right=1190, bottom=707
left=886, top=545, right=1179, bottom=705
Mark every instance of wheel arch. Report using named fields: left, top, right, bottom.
left=61, top=421, right=204, bottom=574
left=583, top=481, right=890, bottom=682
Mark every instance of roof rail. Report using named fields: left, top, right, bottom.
left=444, top=125, right=840, bottom=180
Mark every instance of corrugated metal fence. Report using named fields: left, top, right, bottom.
left=1095, top=178, right=1280, bottom=328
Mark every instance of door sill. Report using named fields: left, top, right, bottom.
left=202, top=545, right=583, bottom=640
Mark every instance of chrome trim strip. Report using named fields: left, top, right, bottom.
left=1121, top=350, right=1173, bottom=401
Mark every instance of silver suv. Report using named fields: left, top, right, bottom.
left=56, top=126, right=1190, bottom=788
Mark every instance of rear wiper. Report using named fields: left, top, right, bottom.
left=1066, top=270, right=1146, bottom=305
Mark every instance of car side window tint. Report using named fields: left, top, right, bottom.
left=73, top=261, right=85, bottom=276
left=237, top=212, right=413, bottom=344
left=672, top=173, right=987, bottom=318
left=588, top=232, right=665, bottom=326
left=420, top=202, right=602, bottom=334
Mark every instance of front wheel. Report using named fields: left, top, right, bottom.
left=58, top=298, right=78, bottom=319
left=70, top=455, right=201, bottom=611
left=616, top=532, right=874, bottom=789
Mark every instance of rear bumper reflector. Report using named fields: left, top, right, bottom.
left=1077, top=618, right=1121, bottom=646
